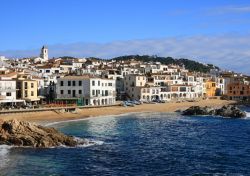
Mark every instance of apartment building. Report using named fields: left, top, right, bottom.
left=227, top=82, right=250, bottom=101
left=0, top=79, right=18, bottom=104
left=205, top=80, right=217, bottom=97
left=16, top=76, right=40, bottom=103
left=169, top=84, right=197, bottom=99
left=56, top=75, right=116, bottom=106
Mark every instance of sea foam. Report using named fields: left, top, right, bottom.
left=58, top=137, right=104, bottom=148
left=74, top=137, right=104, bottom=148
left=245, top=112, right=250, bottom=118
left=0, top=145, right=12, bottom=168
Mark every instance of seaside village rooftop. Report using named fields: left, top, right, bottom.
left=0, top=46, right=250, bottom=110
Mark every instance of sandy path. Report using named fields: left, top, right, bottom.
left=0, top=99, right=235, bottom=125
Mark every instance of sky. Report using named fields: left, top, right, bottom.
left=0, top=0, right=250, bottom=74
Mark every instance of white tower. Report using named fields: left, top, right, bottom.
left=40, top=45, right=48, bottom=62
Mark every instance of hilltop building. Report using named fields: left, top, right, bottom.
left=34, top=46, right=49, bottom=63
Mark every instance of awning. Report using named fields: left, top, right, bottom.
left=25, top=98, right=41, bottom=102
left=0, top=99, right=25, bottom=103
left=38, top=96, right=46, bottom=99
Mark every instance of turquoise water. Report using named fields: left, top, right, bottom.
left=1, top=110, right=250, bottom=175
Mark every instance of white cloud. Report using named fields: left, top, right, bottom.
left=1, top=34, right=250, bottom=74
left=208, top=5, right=250, bottom=15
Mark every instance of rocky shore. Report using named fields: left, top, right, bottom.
left=182, top=105, right=246, bottom=118
left=0, top=119, right=87, bottom=148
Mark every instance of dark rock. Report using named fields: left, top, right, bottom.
left=182, top=105, right=246, bottom=118
left=0, top=119, right=86, bottom=148
left=215, top=105, right=246, bottom=118
left=182, top=106, right=215, bottom=116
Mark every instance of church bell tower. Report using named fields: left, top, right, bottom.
left=40, top=45, right=48, bottom=61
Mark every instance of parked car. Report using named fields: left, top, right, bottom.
left=132, top=100, right=142, bottom=105
left=141, top=100, right=150, bottom=104
left=122, top=101, right=135, bottom=107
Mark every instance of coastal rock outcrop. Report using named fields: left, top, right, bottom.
left=182, top=105, right=246, bottom=118
left=215, top=105, right=246, bottom=118
left=0, top=119, right=86, bottom=148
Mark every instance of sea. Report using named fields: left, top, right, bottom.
left=1, top=106, right=250, bottom=176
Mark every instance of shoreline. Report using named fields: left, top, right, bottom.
left=44, top=111, right=155, bottom=126
left=0, top=99, right=236, bottom=125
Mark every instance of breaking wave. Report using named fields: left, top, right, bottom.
left=58, top=137, right=104, bottom=148
left=0, top=145, right=12, bottom=169
left=74, top=137, right=104, bottom=147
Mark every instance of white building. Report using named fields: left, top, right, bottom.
left=34, top=46, right=49, bottom=63
left=0, top=79, right=16, bottom=104
left=216, top=77, right=225, bottom=95
left=40, top=46, right=48, bottom=62
left=56, top=75, right=116, bottom=106
left=0, top=79, right=24, bottom=105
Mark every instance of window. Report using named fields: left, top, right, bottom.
left=60, top=81, right=64, bottom=86
left=92, top=90, right=95, bottom=96
left=24, top=82, right=28, bottom=89
left=46, top=70, right=50, bottom=73
left=31, top=83, right=34, bottom=88
left=68, top=90, right=71, bottom=94
left=72, top=81, right=76, bottom=86
left=98, top=81, right=100, bottom=86
left=108, top=83, right=112, bottom=86
left=92, top=81, right=95, bottom=86
left=6, top=92, right=11, bottom=96
left=31, top=91, right=34, bottom=96
left=25, top=90, right=28, bottom=97
left=79, top=90, right=82, bottom=94
left=68, top=81, right=71, bottom=86
left=79, top=81, right=82, bottom=86
left=180, top=87, right=186, bottom=92
left=60, top=90, right=64, bottom=94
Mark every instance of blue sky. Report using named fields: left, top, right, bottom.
left=1, top=0, right=250, bottom=73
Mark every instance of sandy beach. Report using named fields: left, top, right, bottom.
left=0, top=99, right=235, bottom=124
left=0, top=99, right=235, bottom=125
